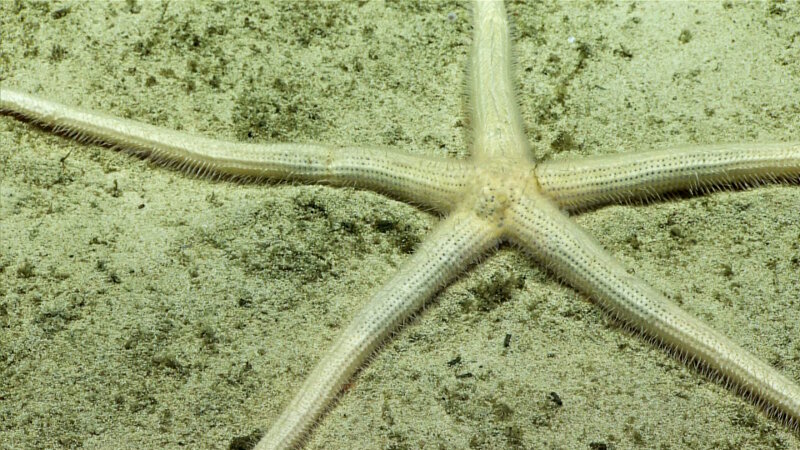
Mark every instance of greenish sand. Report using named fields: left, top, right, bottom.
left=1, top=1, right=798, bottom=449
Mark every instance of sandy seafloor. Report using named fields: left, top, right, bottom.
left=1, top=1, right=799, bottom=449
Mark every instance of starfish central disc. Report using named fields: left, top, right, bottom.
left=467, top=163, right=536, bottom=230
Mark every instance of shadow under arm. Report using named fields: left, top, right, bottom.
left=257, top=210, right=499, bottom=450
left=505, top=192, right=800, bottom=429
left=535, top=143, right=800, bottom=210
left=0, top=88, right=470, bottom=212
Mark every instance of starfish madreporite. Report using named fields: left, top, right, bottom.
left=1, top=1, right=799, bottom=449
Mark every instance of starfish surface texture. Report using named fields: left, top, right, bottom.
left=1, top=1, right=799, bottom=449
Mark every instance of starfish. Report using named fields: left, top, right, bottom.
left=1, top=1, right=798, bottom=449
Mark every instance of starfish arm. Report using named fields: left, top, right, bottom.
left=505, top=192, right=800, bottom=427
left=0, top=88, right=471, bottom=212
left=469, top=0, right=530, bottom=162
left=535, top=143, right=800, bottom=210
left=257, top=211, right=500, bottom=450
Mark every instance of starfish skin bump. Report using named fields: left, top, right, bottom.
left=1, top=1, right=799, bottom=449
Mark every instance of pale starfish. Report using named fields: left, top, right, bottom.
left=1, top=1, right=799, bottom=449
